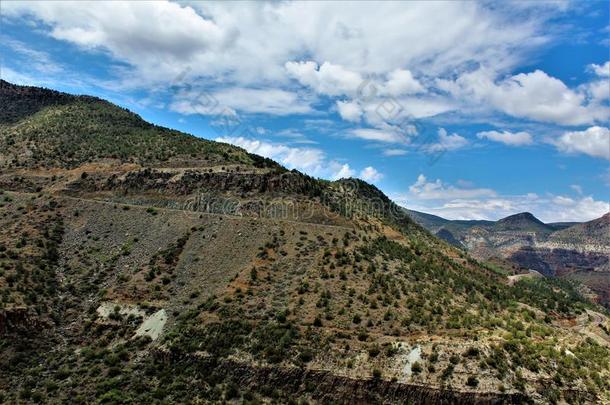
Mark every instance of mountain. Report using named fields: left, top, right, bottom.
left=407, top=209, right=610, bottom=307
left=1, top=81, right=609, bottom=404
left=0, top=80, right=275, bottom=170
left=492, top=212, right=552, bottom=234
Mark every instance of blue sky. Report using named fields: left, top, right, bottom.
left=2, top=1, right=609, bottom=222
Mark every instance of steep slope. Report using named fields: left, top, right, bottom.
left=1, top=81, right=609, bottom=404
left=539, top=214, right=610, bottom=305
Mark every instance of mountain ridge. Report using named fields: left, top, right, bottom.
left=406, top=208, right=610, bottom=308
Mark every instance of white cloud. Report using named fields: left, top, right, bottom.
left=395, top=174, right=609, bottom=222
left=4, top=1, right=231, bottom=85
left=408, top=174, right=496, bottom=200
left=425, top=128, right=469, bottom=153
left=359, top=166, right=384, bottom=183
left=285, top=61, right=363, bottom=97
left=214, top=88, right=313, bottom=115
left=348, top=128, right=409, bottom=144
left=553, top=126, right=610, bottom=160
left=360, top=96, right=456, bottom=126
left=477, top=130, right=533, bottom=146
left=543, top=196, right=609, bottom=222
left=336, top=100, right=363, bottom=122
left=5, top=1, right=556, bottom=89
left=580, top=80, right=610, bottom=104
left=6, top=1, right=583, bottom=128
left=332, top=163, right=355, bottom=180
left=383, top=148, right=408, bottom=156
left=171, top=87, right=313, bottom=116
left=380, top=69, right=425, bottom=96
left=438, top=68, right=610, bottom=126
left=589, top=61, right=610, bottom=77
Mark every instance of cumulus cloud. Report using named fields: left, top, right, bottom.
left=581, top=80, right=610, bottom=103
left=332, top=163, right=356, bottom=180
left=395, top=175, right=609, bottom=222
left=285, top=61, right=363, bottom=97
left=336, top=100, right=363, bottom=122
left=553, top=126, right=610, bottom=160
left=3, top=1, right=232, bottom=86
left=589, top=61, right=610, bottom=77
left=170, top=87, right=313, bottom=116
left=359, top=166, right=384, bottom=183
left=477, top=130, right=533, bottom=146
left=425, top=128, right=469, bottom=153
left=213, top=88, right=313, bottom=116
left=438, top=68, right=610, bottom=126
left=379, top=69, right=425, bottom=96
left=348, top=128, right=409, bottom=144
left=543, top=196, right=609, bottom=222
left=408, top=174, right=496, bottom=200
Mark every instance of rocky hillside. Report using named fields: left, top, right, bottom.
left=1, top=81, right=609, bottom=404
left=407, top=210, right=610, bottom=308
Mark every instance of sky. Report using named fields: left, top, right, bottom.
left=1, top=1, right=609, bottom=222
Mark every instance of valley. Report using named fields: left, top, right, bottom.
left=407, top=210, right=610, bottom=309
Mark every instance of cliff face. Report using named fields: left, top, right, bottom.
left=153, top=350, right=537, bottom=405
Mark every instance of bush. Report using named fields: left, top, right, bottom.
left=441, top=364, right=454, bottom=380
left=464, top=347, right=480, bottom=358
left=224, top=382, right=239, bottom=400
left=299, top=349, right=313, bottom=363
left=368, top=345, right=380, bottom=358
left=466, top=376, right=479, bottom=387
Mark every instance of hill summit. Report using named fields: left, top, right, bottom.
left=495, top=212, right=549, bottom=231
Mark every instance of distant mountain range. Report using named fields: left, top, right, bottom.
left=406, top=209, right=610, bottom=306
